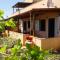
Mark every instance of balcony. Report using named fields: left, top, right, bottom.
left=12, top=2, right=32, bottom=13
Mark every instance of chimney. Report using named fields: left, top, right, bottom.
left=47, top=0, right=54, bottom=8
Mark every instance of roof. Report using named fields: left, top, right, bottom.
left=9, top=0, right=60, bottom=18
left=12, top=2, right=32, bottom=8
left=8, top=8, right=60, bottom=19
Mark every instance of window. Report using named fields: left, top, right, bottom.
left=39, top=19, right=45, bottom=31
left=23, top=21, right=27, bottom=31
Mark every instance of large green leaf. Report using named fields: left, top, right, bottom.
left=0, top=9, right=16, bottom=32
left=5, top=18, right=16, bottom=28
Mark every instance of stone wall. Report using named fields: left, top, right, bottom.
left=9, top=31, right=23, bottom=45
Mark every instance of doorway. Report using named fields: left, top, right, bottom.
left=48, top=18, right=55, bottom=37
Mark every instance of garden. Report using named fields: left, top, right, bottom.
left=0, top=37, right=60, bottom=60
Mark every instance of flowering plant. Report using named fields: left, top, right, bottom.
left=26, top=36, right=33, bottom=42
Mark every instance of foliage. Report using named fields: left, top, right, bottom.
left=0, top=9, right=16, bottom=32
left=5, top=18, right=16, bottom=29
left=5, top=39, right=22, bottom=60
left=0, top=37, right=60, bottom=60
left=19, top=43, right=50, bottom=60
left=0, top=37, right=50, bottom=60
left=0, top=37, right=22, bottom=60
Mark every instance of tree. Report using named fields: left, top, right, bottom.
left=0, top=9, right=16, bottom=35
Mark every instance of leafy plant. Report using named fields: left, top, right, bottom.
left=5, top=18, right=16, bottom=29
left=19, top=43, right=50, bottom=60
left=0, top=37, right=60, bottom=60
left=0, top=9, right=16, bottom=33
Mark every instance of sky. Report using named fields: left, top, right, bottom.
left=0, top=0, right=23, bottom=18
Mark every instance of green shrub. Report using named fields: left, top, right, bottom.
left=0, top=37, right=60, bottom=60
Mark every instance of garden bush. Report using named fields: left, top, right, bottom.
left=0, top=37, right=60, bottom=60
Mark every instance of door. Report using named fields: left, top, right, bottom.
left=48, top=18, right=55, bottom=37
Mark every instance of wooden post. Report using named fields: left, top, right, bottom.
left=33, top=14, right=35, bottom=36
left=30, top=12, right=32, bottom=35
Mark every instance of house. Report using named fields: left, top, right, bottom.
left=7, top=0, right=60, bottom=50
